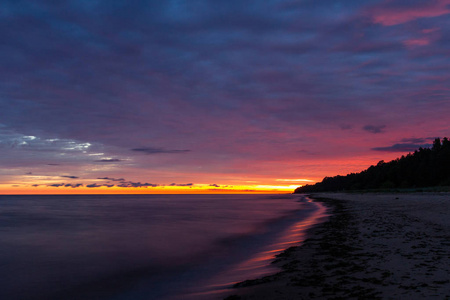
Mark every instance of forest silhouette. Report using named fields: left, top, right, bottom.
left=295, top=138, right=450, bottom=193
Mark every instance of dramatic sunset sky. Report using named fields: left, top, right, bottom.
left=1, top=0, right=449, bottom=194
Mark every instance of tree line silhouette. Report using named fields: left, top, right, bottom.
left=295, top=137, right=450, bottom=193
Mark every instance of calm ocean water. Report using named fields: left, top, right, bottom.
left=0, top=194, right=326, bottom=299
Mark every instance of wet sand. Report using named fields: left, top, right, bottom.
left=224, top=193, right=450, bottom=299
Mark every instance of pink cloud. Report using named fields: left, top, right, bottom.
left=421, top=28, right=440, bottom=34
left=403, top=37, right=431, bottom=48
left=403, top=27, right=441, bottom=48
left=369, top=0, right=450, bottom=26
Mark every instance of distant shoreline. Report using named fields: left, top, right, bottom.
left=294, top=186, right=450, bottom=194
left=225, top=192, right=450, bottom=299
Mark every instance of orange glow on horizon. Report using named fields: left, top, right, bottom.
left=0, top=183, right=302, bottom=195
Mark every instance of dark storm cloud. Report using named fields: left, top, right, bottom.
left=132, top=148, right=191, bottom=154
left=363, top=125, right=386, bottom=134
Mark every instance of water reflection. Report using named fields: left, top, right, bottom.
left=182, top=195, right=329, bottom=299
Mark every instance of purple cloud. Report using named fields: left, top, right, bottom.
left=98, top=177, right=125, bottom=181
left=372, top=143, right=432, bottom=152
left=64, top=183, right=83, bottom=188
left=363, top=125, right=386, bottom=134
left=367, top=0, right=450, bottom=26
left=169, top=183, right=194, bottom=187
left=86, top=184, right=102, bottom=188
left=116, top=182, right=158, bottom=188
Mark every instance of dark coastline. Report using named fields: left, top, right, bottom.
left=224, top=193, right=450, bottom=299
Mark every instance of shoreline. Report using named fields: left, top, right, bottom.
left=224, top=192, right=450, bottom=299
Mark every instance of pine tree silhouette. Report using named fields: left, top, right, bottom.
left=295, top=137, right=450, bottom=193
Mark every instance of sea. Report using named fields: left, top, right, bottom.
left=0, top=194, right=327, bottom=300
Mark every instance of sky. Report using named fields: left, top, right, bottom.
left=1, top=0, right=450, bottom=194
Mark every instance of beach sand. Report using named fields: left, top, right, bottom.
left=224, top=193, right=450, bottom=299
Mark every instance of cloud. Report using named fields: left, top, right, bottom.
left=64, top=183, right=83, bottom=188
left=372, top=137, right=435, bottom=152
left=209, top=184, right=220, bottom=187
left=0, top=129, right=110, bottom=168
left=69, top=183, right=113, bottom=188
left=363, top=125, right=386, bottom=134
left=368, top=0, right=450, bottom=26
left=86, top=183, right=102, bottom=188
left=403, top=38, right=431, bottom=48
left=0, top=133, right=92, bottom=152
left=61, top=175, right=79, bottom=179
left=116, top=181, right=159, bottom=187
left=48, top=183, right=65, bottom=187
left=94, top=158, right=122, bottom=162
left=97, top=177, right=125, bottom=181
left=169, top=183, right=193, bottom=186
left=131, top=147, right=191, bottom=154
left=372, top=143, right=432, bottom=152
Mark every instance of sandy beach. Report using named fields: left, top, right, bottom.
left=225, top=193, right=450, bottom=299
